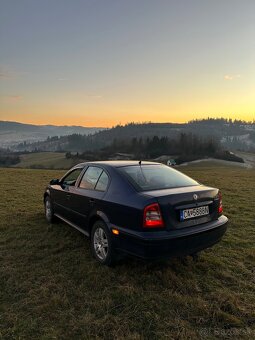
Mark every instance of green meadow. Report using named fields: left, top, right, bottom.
left=0, top=166, right=254, bottom=339
left=14, top=152, right=81, bottom=170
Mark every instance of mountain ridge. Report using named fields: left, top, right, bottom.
left=6, top=119, right=255, bottom=153
left=0, top=120, right=105, bottom=148
left=0, top=120, right=104, bottom=129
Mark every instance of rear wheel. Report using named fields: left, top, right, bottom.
left=91, top=220, right=117, bottom=266
left=191, top=252, right=200, bottom=262
left=44, top=196, right=55, bottom=223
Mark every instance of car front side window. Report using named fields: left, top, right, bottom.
left=61, top=168, right=83, bottom=186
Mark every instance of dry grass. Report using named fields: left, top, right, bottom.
left=0, top=166, right=254, bottom=339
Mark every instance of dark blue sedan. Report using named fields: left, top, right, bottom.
left=44, top=161, right=228, bottom=265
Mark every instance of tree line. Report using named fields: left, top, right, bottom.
left=65, top=132, right=244, bottom=164
left=103, top=133, right=219, bottom=159
left=0, top=151, right=20, bottom=166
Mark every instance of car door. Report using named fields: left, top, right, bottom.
left=68, top=166, right=110, bottom=231
left=51, top=167, right=84, bottom=219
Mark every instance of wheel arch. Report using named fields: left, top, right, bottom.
left=88, top=211, right=110, bottom=237
left=43, top=189, right=51, bottom=203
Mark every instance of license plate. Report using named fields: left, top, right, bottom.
left=180, top=205, right=209, bottom=221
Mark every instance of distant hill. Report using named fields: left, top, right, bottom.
left=13, top=152, right=83, bottom=169
left=11, top=119, right=255, bottom=153
left=0, top=121, right=104, bottom=148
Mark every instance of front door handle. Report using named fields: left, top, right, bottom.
left=66, top=193, right=71, bottom=200
left=89, top=199, right=95, bottom=204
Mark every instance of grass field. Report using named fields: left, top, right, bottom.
left=14, top=152, right=82, bottom=169
left=0, top=166, right=255, bottom=339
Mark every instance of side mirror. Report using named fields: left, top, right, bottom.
left=50, top=178, right=60, bottom=185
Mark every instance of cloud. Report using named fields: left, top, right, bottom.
left=85, top=94, right=103, bottom=99
left=224, top=74, right=241, bottom=80
left=9, top=95, right=23, bottom=101
left=224, top=75, right=233, bottom=80
left=0, top=68, right=13, bottom=79
left=0, top=65, right=26, bottom=80
left=0, top=95, right=23, bottom=102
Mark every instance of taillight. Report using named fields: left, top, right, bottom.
left=218, top=191, right=223, bottom=214
left=143, top=203, right=164, bottom=228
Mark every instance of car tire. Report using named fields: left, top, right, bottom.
left=44, top=196, right=55, bottom=223
left=91, top=220, right=117, bottom=266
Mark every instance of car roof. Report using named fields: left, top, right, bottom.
left=73, top=160, right=161, bottom=168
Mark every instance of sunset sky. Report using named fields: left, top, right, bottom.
left=0, top=0, right=254, bottom=127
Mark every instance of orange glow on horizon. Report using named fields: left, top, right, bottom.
left=1, top=92, right=254, bottom=127
left=0, top=113, right=254, bottom=128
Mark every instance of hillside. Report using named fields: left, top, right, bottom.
left=13, top=152, right=84, bottom=169
left=13, top=119, right=255, bottom=153
left=0, top=121, right=104, bottom=149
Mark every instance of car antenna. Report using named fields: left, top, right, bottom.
left=139, top=160, right=147, bottom=183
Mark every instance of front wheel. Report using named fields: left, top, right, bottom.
left=44, top=196, right=55, bottom=223
left=91, top=220, right=117, bottom=266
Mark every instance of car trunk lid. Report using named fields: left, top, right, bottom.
left=143, top=185, right=219, bottom=230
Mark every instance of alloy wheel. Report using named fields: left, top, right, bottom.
left=93, top=227, right=109, bottom=260
left=45, top=199, right=52, bottom=221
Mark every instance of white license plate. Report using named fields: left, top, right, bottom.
left=180, top=205, right=209, bottom=221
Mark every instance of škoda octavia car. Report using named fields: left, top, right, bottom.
left=44, top=161, right=228, bottom=265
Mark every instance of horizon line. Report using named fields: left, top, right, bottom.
left=1, top=117, right=255, bottom=129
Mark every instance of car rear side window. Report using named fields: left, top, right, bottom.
left=79, top=166, right=103, bottom=190
left=95, top=171, right=109, bottom=191
left=118, top=165, right=199, bottom=191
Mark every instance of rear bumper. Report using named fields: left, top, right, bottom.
left=111, top=215, right=228, bottom=259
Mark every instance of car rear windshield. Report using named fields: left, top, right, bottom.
left=118, top=165, right=199, bottom=191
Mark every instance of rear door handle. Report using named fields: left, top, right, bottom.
left=66, top=193, right=71, bottom=199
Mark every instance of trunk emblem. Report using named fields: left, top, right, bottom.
left=193, top=194, right=198, bottom=200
